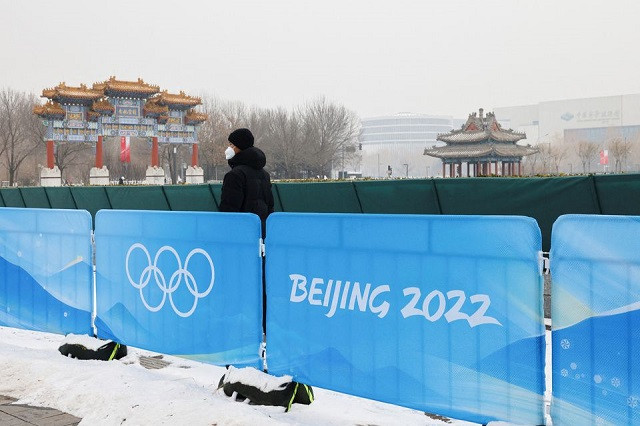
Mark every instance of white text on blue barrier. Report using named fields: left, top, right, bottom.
left=289, top=274, right=503, bottom=327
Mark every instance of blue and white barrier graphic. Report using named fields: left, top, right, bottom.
left=265, top=213, right=545, bottom=425
left=551, top=215, right=640, bottom=426
left=95, top=210, right=263, bottom=367
left=0, top=208, right=92, bottom=335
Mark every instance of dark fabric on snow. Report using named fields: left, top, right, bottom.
left=58, top=341, right=127, bottom=361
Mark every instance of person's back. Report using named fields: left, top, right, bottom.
left=219, top=128, right=274, bottom=235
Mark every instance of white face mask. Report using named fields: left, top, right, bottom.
left=224, top=146, right=235, bottom=160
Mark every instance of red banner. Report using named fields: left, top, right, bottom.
left=120, top=136, right=131, bottom=163
left=599, top=149, right=609, bottom=165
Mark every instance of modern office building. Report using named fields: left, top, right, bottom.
left=359, top=113, right=455, bottom=178
left=495, top=94, right=640, bottom=173
left=495, top=94, right=640, bottom=143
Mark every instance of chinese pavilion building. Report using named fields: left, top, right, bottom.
left=33, top=77, right=208, bottom=186
left=424, top=108, right=537, bottom=177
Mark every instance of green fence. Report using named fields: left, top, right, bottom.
left=2, top=174, right=639, bottom=251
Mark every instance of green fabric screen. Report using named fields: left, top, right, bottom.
left=20, top=187, right=51, bottom=209
left=209, top=184, right=222, bottom=209
left=274, top=182, right=362, bottom=213
left=435, top=176, right=600, bottom=251
left=0, top=188, right=25, bottom=207
left=105, top=186, right=170, bottom=211
left=45, top=187, right=77, bottom=209
left=594, top=174, right=640, bottom=215
left=354, top=179, right=441, bottom=214
left=70, top=187, right=111, bottom=226
left=163, top=185, right=218, bottom=212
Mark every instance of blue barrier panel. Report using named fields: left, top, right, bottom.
left=95, top=210, right=263, bottom=368
left=551, top=215, right=640, bottom=425
left=0, top=208, right=93, bottom=335
left=266, top=213, right=545, bottom=424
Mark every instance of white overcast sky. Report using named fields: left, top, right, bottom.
left=1, top=0, right=639, bottom=119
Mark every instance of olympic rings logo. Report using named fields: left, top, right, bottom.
left=125, top=243, right=215, bottom=318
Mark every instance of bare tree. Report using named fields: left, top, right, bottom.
left=54, top=143, right=93, bottom=180
left=576, top=140, right=599, bottom=173
left=262, top=107, right=306, bottom=178
left=299, top=97, right=360, bottom=177
left=608, top=138, right=633, bottom=173
left=0, top=89, right=43, bottom=185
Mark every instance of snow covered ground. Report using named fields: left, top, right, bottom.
left=0, top=325, right=483, bottom=425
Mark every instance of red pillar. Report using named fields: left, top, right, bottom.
left=46, top=140, right=54, bottom=169
left=95, top=136, right=103, bottom=169
left=442, top=162, right=446, bottom=178
left=191, top=143, right=198, bottom=167
left=151, top=137, right=159, bottom=167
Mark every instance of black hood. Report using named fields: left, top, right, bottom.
left=228, top=146, right=267, bottom=170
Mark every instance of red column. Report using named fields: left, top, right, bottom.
left=442, top=163, right=446, bottom=178
left=151, top=137, right=159, bottom=167
left=191, top=143, right=198, bottom=167
left=46, top=140, right=54, bottom=169
left=95, top=136, right=103, bottom=169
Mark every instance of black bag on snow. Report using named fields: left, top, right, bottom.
left=58, top=341, right=127, bottom=361
left=218, top=366, right=314, bottom=411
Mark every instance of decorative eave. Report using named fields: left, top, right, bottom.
left=92, top=76, right=160, bottom=98
left=424, top=143, right=538, bottom=160
left=33, top=101, right=65, bottom=119
left=86, top=110, right=100, bottom=122
left=41, top=82, right=103, bottom=105
left=184, top=109, right=208, bottom=124
left=151, top=90, right=202, bottom=109
left=143, top=99, right=169, bottom=117
left=157, top=114, right=169, bottom=124
left=92, top=99, right=115, bottom=115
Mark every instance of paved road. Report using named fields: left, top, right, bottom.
left=0, top=395, right=80, bottom=426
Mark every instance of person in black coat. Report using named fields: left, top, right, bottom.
left=219, top=128, right=274, bottom=236
left=220, top=128, right=274, bottom=336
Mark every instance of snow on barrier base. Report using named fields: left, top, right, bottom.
left=265, top=213, right=546, bottom=425
left=0, top=208, right=93, bottom=335
left=94, top=210, right=263, bottom=368
left=551, top=215, right=640, bottom=426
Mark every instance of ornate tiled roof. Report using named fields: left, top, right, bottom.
left=41, top=83, right=103, bottom=104
left=151, top=90, right=202, bottom=109
left=33, top=101, right=65, bottom=118
left=143, top=98, right=169, bottom=117
left=92, top=76, right=160, bottom=98
left=92, top=99, right=115, bottom=115
left=424, top=143, right=538, bottom=159
left=437, top=109, right=526, bottom=144
left=184, top=109, right=208, bottom=124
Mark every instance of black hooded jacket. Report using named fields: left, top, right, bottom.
left=220, top=146, right=274, bottom=229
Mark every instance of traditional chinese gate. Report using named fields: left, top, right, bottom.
left=33, top=77, right=207, bottom=186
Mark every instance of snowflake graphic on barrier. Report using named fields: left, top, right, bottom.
left=561, top=369, right=568, bottom=377
left=628, top=396, right=639, bottom=408
left=560, top=339, right=571, bottom=349
left=612, top=377, right=621, bottom=388
left=602, top=390, right=608, bottom=396
left=570, top=362, right=578, bottom=370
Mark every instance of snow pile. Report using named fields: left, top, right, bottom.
left=0, top=326, right=470, bottom=425
left=61, top=333, right=111, bottom=350
left=222, top=366, right=293, bottom=392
